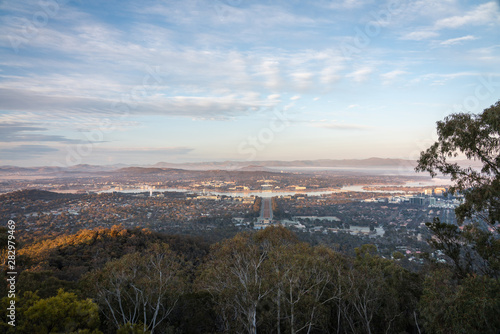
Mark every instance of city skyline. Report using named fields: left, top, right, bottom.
left=0, top=0, right=499, bottom=167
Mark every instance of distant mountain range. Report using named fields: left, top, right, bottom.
left=0, top=158, right=484, bottom=175
left=151, top=158, right=418, bottom=170
left=0, top=164, right=125, bottom=174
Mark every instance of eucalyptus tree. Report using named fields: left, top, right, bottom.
left=90, top=243, right=186, bottom=334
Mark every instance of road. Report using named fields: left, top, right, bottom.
left=259, top=197, right=273, bottom=222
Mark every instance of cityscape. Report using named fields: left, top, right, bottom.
left=1, top=162, right=461, bottom=263
left=0, top=0, right=499, bottom=333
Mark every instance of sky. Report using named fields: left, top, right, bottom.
left=0, top=0, right=499, bottom=167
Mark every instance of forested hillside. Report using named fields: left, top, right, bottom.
left=1, top=224, right=498, bottom=333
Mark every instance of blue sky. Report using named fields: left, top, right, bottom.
left=0, top=0, right=499, bottom=167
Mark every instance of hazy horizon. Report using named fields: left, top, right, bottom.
left=1, top=0, right=499, bottom=167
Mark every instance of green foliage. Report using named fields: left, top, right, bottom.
left=199, top=231, right=269, bottom=333
left=0, top=227, right=8, bottom=250
left=18, top=225, right=209, bottom=281
left=18, top=270, right=77, bottom=298
left=252, top=197, right=262, bottom=217
left=392, top=251, right=404, bottom=260
left=199, top=228, right=422, bottom=334
left=8, top=224, right=469, bottom=333
left=168, top=291, right=217, bottom=333
left=416, top=100, right=500, bottom=226
left=420, top=269, right=500, bottom=334
left=22, top=289, right=101, bottom=333
left=0, top=289, right=101, bottom=334
left=425, top=218, right=470, bottom=278
left=346, top=244, right=422, bottom=333
left=117, top=322, right=151, bottom=334
left=0, top=291, right=40, bottom=334
left=254, top=224, right=298, bottom=246
left=417, top=100, right=500, bottom=334
left=86, top=243, right=187, bottom=333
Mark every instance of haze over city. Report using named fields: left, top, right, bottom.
left=0, top=0, right=499, bottom=166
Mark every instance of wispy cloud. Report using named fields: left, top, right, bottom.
left=346, top=67, right=373, bottom=83
left=325, top=0, right=373, bottom=10
left=103, top=147, right=194, bottom=156
left=310, top=120, right=371, bottom=130
left=400, top=2, right=500, bottom=42
left=0, top=43, right=351, bottom=118
left=411, top=71, right=479, bottom=86
left=0, top=88, right=278, bottom=119
left=435, top=2, right=500, bottom=29
left=401, top=31, right=439, bottom=41
left=381, top=70, right=408, bottom=84
left=0, top=0, right=497, bottom=164
left=440, top=35, right=477, bottom=46
left=0, top=122, right=87, bottom=144
left=0, top=144, right=59, bottom=160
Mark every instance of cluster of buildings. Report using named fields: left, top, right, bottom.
left=363, top=187, right=461, bottom=209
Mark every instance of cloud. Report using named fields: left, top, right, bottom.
left=311, top=121, right=371, bottom=130
left=467, top=45, right=500, bottom=62
left=290, top=95, right=301, bottom=101
left=0, top=0, right=496, bottom=165
left=56, top=146, right=196, bottom=165
left=320, top=65, right=343, bottom=85
left=411, top=71, right=479, bottom=86
left=0, top=144, right=194, bottom=163
left=0, top=122, right=86, bottom=143
left=0, top=144, right=59, bottom=160
left=289, top=72, right=314, bottom=91
left=267, top=94, right=281, bottom=100
left=346, top=67, right=373, bottom=83
left=440, top=35, right=477, bottom=46
left=137, top=2, right=318, bottom=30
left=381, top=70, right=408, bottom=84
left=104, top=147, right=194, bottom=156
left=401, top=30, right=439, bottom=41
left=399, top=2, right=499, bottom=42
left=326, top=0, right=373, bottom=9
left=0, top=88, right=277, bottom=119
left=435, top=2, right=500, bottom=29
left=0, top=2, right=352, bottom=119
left=0, top=44, right=349, bottom=119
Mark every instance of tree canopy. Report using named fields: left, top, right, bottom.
left=415, top=101, right=500, bottom=333
left=416, top=100, right=500, bottom=227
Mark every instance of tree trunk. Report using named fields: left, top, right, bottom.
left=248, top=306, right=257, bottom=334
left=277, top=286, right=281, bottom=334
left=290, top=284, right=295, bottom=334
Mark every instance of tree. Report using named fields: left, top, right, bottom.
left=88, top=244, right=186, bottom=334
left=416, top=101, right=500, bottom=278
left=20, top=289, right=101, bottom=334
left=419, top=268, right=500, bottom=334
left=255, top=225, right=299, bottom=334
left=416, top=101, right=500, bottom=332
left=198, top=232, right=272, bottom=333
left=416, top=100, right=500, bottom=227
left=337, top=245, right=421, bottom=334
left=198, top=226, right=302, bottom=333
left=263, top=241, right=335, bottom=334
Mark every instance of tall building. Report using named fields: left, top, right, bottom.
left=410, top=197, right=425, bottom=205
left=434, top=188, right=446, bottom=196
